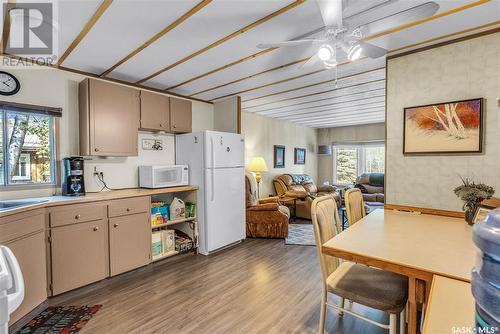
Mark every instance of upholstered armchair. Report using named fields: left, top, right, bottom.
left=245, top=172, right=289, bottom=238
left=273, top=174, right=340, bottom=220
left=355, top=173, right=385, bottom=204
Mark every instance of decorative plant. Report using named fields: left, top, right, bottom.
left=454, top=177, right=494, bottom=224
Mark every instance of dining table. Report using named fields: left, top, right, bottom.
left=321, top=209, right=476, bottom=334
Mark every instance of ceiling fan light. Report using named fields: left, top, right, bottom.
left=318, top=44, right=333, bottom=61
left=348, top=43, right=362, bottom=61
left=323, top=59, right=338, bottom=69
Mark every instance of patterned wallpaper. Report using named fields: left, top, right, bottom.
left=386, top=32, right=500, bottom=211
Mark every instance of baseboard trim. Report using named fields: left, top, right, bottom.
left=384, top=204, right=465, bottom=219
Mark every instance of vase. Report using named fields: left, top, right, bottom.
left=465, top=207, right=476, bottom=225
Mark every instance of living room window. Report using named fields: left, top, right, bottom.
left=332, top=142, right=385, bottom=185
left=0, top=103, right=59, bottom=187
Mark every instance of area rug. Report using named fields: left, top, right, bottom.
left=285, top=223, right=315, bottom=246
left=15, top=305, right=102, bottom=334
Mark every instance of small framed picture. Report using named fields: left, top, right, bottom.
left=294, top=148, right=306, bottom=165
left=142, top=139, right=163, bottom=150
left=274, top=145, right=285, bottom=168
left=473, top=206, right=491, bottom=224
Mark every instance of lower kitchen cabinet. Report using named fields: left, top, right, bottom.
left=109, top=213, right=151, bottom=276
left=50, top=219, right=108, bottom=295
left=0, top=209, right=47, bottom=324
left=5, top=230, right=47, bottom=324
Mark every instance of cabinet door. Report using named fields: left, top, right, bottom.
left=90, top=79, right=140, bottom=156
left=140, top=90, right=170, bottom=131
left=109, top=213, right=150, bottom=276
left=170, top=97, right=192, bottom=133
left=6, top=231, right=47, bottom=324
left=51, top=220, right=108, bottom=295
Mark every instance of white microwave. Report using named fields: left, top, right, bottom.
left=139, top=165, right=189, bottom=188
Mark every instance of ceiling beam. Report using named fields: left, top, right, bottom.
left=253, top=86, right=385, bottom=113
left=388, top=20, right=500, bottom=55
left=1, top=0, right=16, bottom=54
left=244, top=78, right=385, bottom=109
left=298, top=113, right=386, bottom=127
left=136, top=0, right=306, bottom=85
left=281, top=106, right=386, bottom=122
left=240, top=66, right=385, bottom=103
left=100, top=0, right=212, bottom=77
left=170, top=0, right=489, bottom=94
left=166, top=48, right=278, bottom=91
left=0, top=53, right=213, bottom=104
left=364, top=0, right=491, bottom=41
left=265, top=100, right=386, bottom=119
left=260, top=93, right=385, bottom=116
left=58, top=0, right=113, bottom=65
left=300, top=115, right=385, bottom=128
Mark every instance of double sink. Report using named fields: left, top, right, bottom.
left=0, top=199, right=49, bottom=212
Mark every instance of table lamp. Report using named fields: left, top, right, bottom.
left=248, top=157, right=268, bottom=198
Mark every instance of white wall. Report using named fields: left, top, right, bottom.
left=213, top=96, right=239, bottom=133
left=242, top=112, right=318, bottom=197
left=0, top=59, right=214, bottom=200
left=386, top=32, right=500, bottom=211
left=317, top=123, right=385, bottom=184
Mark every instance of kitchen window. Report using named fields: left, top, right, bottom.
left=332, top=142, right=385, bottom=185
left=0, top=103, right=60, bottom=187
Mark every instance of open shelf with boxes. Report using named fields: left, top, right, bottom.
left=149, top=189, right=198, bottom=262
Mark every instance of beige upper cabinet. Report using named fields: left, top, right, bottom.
left=140, top=90, right=170, bottom=132
left=170, top=97, right=192, bottom=133
left=79, top=78, right=140, bottom=156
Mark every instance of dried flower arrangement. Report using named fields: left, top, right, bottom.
left=454, top=177, right=494, bottom=225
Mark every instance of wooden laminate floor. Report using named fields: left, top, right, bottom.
left=48, top=238, right=388, bottom=334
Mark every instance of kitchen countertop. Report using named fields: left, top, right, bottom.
left=0, top=186, right=198, bottom=218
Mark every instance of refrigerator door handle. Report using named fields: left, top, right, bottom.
left=211, top=136, right=215, bottom=202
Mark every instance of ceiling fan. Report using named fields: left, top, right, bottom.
left=257, top=0, right=440, bottom=68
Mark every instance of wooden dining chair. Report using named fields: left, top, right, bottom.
left=311, top=195, right=408, bottom=334
left=344, top=188, right=366, bottom=227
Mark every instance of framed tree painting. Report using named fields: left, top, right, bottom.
left=403, top=98, right=483, bottom=154
left=274, top=145, right=285, bottom=168
left=294, top=148, right=306, bottom=165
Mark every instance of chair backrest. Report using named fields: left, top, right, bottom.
left=311, top=196, right=341, bottom=282
left=245, top=172, right=258, bottom=208
left=345, top=188, right=366, bottom=226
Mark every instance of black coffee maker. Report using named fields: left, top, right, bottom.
left=62, top=157, right=86, bottom=196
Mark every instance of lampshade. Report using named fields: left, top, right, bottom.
left=248, top=157, right=268, bottom=172
left=318, top=145, right=333, bottom=155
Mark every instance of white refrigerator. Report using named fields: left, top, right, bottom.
left=176, top=131, right=245, bottom=255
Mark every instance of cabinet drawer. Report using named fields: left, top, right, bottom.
left=0, top=209, right=44, bottom=244
left=49, top=202, right=107, bottom=227
left=108, top=196, right=149, bottom=218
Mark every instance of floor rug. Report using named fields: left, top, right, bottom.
left=15, top=305, right=102, bottom=334
left=285, top=223, right=315, bottom=246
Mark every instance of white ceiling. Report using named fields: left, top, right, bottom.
left=7, top=0, right=500, bottom=128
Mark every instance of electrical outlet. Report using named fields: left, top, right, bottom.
left=93, top=166, right=102, bottom=176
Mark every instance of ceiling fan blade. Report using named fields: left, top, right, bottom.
left=300, top=53, right=320, bottom=69
left=257, top=39, right=325, bottom=49
left=316, top=0, right=343, bottom=27
left=360, top=2, right=440, bottom=35
left=359, top=42, right=387, bottom=58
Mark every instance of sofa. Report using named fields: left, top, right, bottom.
left=273, top=174, right=339, bottom=220
left=355, top=173, right=385, bottom=204
left=246, top=173, right=289, bottom=238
